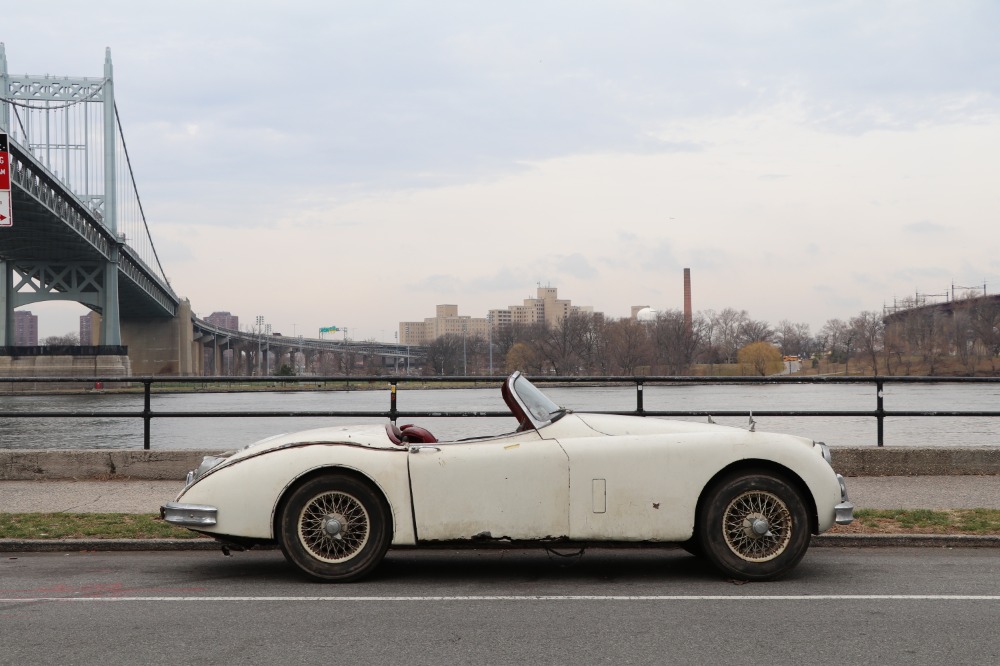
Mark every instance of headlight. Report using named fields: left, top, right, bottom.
left=185, top=455, right=228, bottom=487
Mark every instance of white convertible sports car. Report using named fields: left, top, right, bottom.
left=162, top=372, right=853, bottom=582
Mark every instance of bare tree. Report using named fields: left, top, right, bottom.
left=850, top=311, right=885, bottom=375
left=606, top=318, right=653, bottom=375
left=425, top=334, right=464, bottom=375
left=534, top=313, right=591, bottom=374
left=44, top=333, right=80, bottom=346
left=821, top=318, right=855, bottom=372
left=491, top=323, right=529, bottom=361
left=902, top=309, right=947, bottom=375
left=738, top=318, right=774, bottom=346
left=969, top=299, right=1000, bottom=374
left=775, top=320, right=812, bottom=358
left=951, top=310, right=978, bottom=375
left=708, top=308, right=749, bottom=363
left=652, top=309, right=702, bottom=374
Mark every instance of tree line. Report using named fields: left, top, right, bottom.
left=421, top=295, right=1000, bottom=377
left=33, top=293, right=1000, bottom=377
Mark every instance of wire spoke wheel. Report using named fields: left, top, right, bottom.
left=697, top=471, right=810, bottom=581
left=722, top=490, right=792, bottom=562
left=279, top=474, right=391, bottom=582
left=298, top=490, right=371, bottom=563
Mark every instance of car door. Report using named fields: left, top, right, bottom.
left=557, top=434, right=702, bottom=542
left=407, top=431, right=570, bottom=542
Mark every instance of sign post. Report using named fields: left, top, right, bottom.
left=0, top=132, right=11, bottom=227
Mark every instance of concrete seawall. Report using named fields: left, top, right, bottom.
left=1, top=447, right=999, bottom=480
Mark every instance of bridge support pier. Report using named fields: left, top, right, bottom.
left=120, top=299, right=198, bottom=375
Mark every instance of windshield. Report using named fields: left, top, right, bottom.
left=512, top=374, right=565, bottom=425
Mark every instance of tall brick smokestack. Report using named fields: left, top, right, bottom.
left=683, top=268, right=692, bottom=334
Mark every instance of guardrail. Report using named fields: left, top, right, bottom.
left=2, top=375, right=1000, bottom=449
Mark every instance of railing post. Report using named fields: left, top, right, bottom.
left=636, top=380, right=644, bottom=415
left=143, top=380, right=152, bottom=450
left=876, top=378, right=885, bottom=447
left=389, top=381, right=398, bottom=423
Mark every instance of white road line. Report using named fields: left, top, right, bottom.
left=2, top=595, right=1000, bottom=602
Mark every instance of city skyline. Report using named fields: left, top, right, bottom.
left=4, top=2, right=999, bottom=342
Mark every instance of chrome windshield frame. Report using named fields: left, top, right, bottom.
left=506, top=371, right=567, bottom=430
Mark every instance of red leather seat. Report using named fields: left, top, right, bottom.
left=400, top=424, right=438, bottom=444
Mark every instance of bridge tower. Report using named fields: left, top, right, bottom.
left=0, top=44, right=123, bottom=346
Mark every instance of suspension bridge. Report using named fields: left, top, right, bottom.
left=0, top=45, right=418, bottom=376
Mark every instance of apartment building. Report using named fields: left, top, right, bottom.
left=400, top=287, right=599, bottom=345
left=14, top=310, right=38, bottom=345
left=399, top=305, right=489, bottom=346
left=80, top=311, right=101, bottom=345
left=206, top=311, right=240, bottom=330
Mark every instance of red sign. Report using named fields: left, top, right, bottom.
left=0, top=132, right=9, bottom=191
left=0, top=132, right=10, bottom=227
left=0, top=192, right=9, bottom=227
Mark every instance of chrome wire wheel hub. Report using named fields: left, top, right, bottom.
left=722, top=490, right=792, bottom=562
left=298, top=491, right=370, bottom=563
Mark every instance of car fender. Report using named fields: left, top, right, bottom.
left=175, top=442, right=416, bottom=544
left=559, top=428, right=842, bottom=541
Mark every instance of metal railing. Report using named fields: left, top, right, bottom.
left=2, top=375, right=1000, bottom=449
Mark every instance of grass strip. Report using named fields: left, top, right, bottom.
left=0, top=513, right=206, bottom=540
left=830, top=508, right=1000, bottom=535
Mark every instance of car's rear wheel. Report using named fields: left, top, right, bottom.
left=696, top=471, right=810, bottom=581
left=278, top=473, right=391, bottom=582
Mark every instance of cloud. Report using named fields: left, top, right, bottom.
left=903, top=221, right=949, bottom=234
left=555, top=253, right=598, bottom=279
left=412, top=275, right=460, bottom=293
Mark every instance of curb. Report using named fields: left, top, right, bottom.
left=2, top=534, right=999, bottom=553
left=0, top=538, right=221, bottom=552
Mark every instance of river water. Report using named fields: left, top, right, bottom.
left=1, top=383, right=999, bottom=450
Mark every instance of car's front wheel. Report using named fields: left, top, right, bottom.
left=696, top=470, right=810, bottom=581
left=278, top=473, right=391, bottom=582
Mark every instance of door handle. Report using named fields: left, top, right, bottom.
left=409, top=445, right=441, bottom=453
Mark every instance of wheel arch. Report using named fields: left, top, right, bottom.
left=694, top=459, right=819, bottom=535
left=272, top=465, right=395, bottom=543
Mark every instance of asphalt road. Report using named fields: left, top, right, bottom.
left=2, top=547, right=999, bottom=665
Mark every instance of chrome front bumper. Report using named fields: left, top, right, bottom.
left=834, top=474, right=855, bottom=525
left=161, top=502, right=218, bottom=527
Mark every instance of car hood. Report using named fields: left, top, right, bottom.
left=226, top=424, right=399, bottom=462
left=572, top=412, right=812, bottom=445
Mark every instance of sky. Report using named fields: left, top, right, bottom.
left=4, top=1, right=1000, bottom=342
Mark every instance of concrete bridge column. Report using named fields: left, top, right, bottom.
left=212, top=337, right=222, bottom=376
left=121, top=298, right=196, bottom=375
left=304, top=349, right=319, bottom=374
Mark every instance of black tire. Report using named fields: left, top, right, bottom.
left=696, top=471, right=810, bottom=581
left=278, top=473, right=391, bottom=582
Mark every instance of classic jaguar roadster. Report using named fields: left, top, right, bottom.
left=162, top=372, right=853, bottom=581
